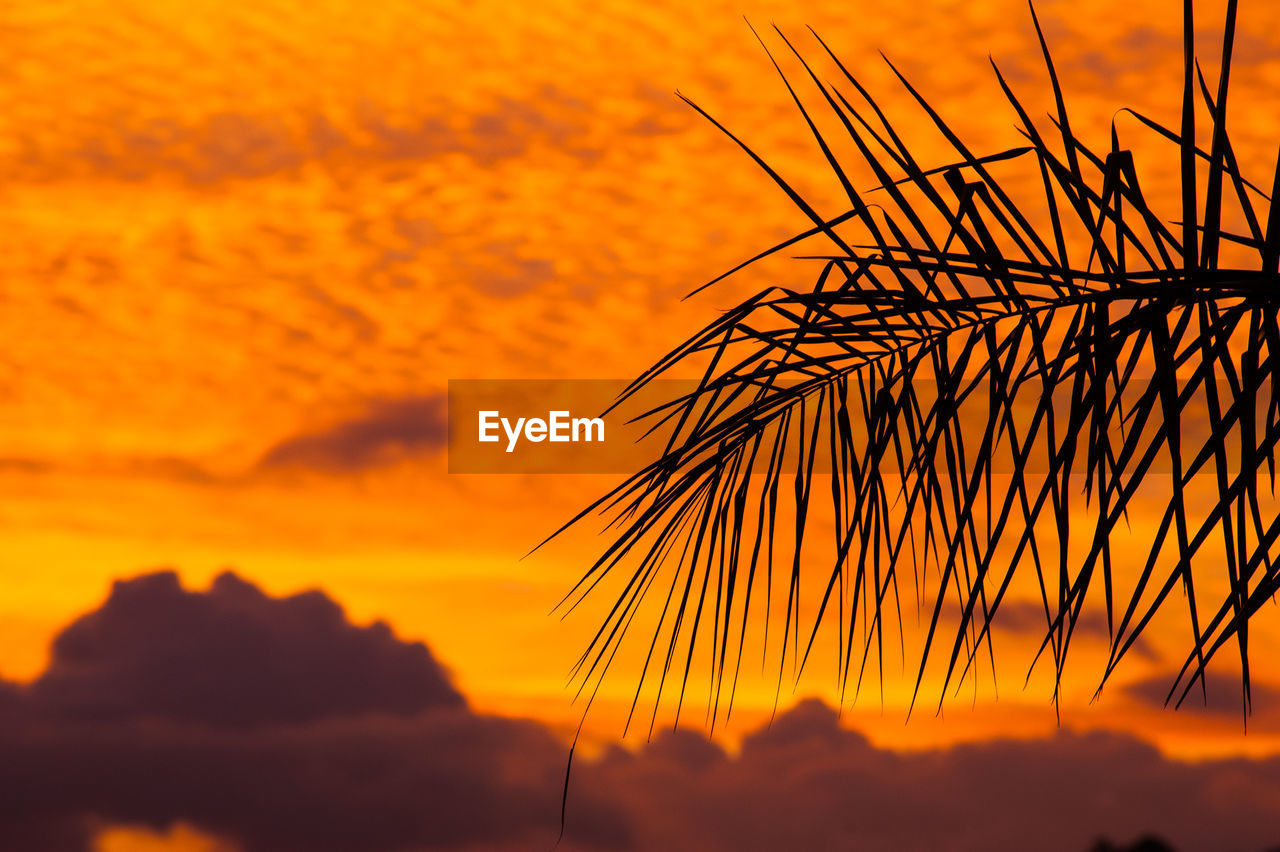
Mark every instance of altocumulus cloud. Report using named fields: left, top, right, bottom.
left=3, top=571, right=1280, bottom=852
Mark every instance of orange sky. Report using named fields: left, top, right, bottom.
left=4, top=7, right=1280, bottom=847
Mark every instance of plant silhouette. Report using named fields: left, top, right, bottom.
left=550, top=0, right=1280, bottom=733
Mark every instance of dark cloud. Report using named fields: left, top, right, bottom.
left=0, top=712, right=626, bottom=852
left=5, top=571, right=1280, bottom=852
left=0, top=571, right=624, bottom=852
left=257, top=395, right=447, bottom=472
left=585, top=699, right=1280, bottom=852
left=1091, top=839, right=1177, bottom=852
left=0, top=679, right=25, bottom=721
left=1123, top=671, right=1280, bottom=719
left=29, top=570, right=463, bottom=726
left=994, top=599, right=1159, bottom=660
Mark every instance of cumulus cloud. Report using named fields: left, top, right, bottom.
left=584, top=699, right=1280, bottom=852
left=0, top=710, right=626, bottom=852
left=3, top=571, right=1280, bottom=852
left=0, top=571, right=623, bottom=852
left=28, top=570, right=464, bottom=726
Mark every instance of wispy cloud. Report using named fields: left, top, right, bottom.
left=256, top=394, right=448, bottom=472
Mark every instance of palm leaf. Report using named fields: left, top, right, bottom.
left=551, top=0, right=1280, bottom=732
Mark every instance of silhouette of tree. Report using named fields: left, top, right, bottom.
left=552, top=0, right=1280, bottom=731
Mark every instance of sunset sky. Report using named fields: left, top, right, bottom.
left=4, top=0, right=1280, bottom=849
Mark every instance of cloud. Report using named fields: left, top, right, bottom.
left=4, top=571, right=1280, bottom=852
left=1092, top=840, right=1177, bottom=852
left=1, top=712, right=627, bottom=852
left=0, top=571, right=625, bottom=852
left=47, top=85, right=607, bottom=184
left=994, top=599, right=1159, bottom=660
left=28, top=570, right=464, bottom=727
left=256, top=395, right=448, bottom=472
left=1123, top=671, right=1280, bottom=719
left=460, top=240, right=557, bottom=298
left=586, top=699, right=1280, bottom=852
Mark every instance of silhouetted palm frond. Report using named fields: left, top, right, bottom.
left=553, top=0, right=1280, bottom=732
